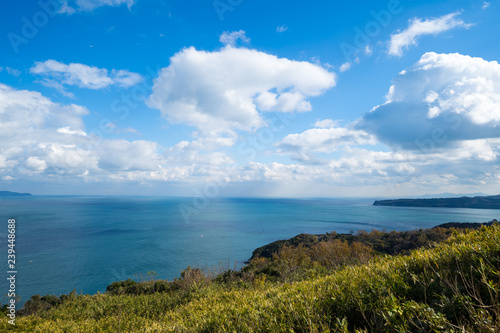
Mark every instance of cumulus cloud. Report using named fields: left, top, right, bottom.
left=6, top=47, right=500, bottom=195
left=0, top=84, right=88, bottom=134
left=96, top=140, right=162, bottom=171
left=2, top=79, right=497, bottom=195
left=275, top=122, right=376, bottom=163
left=30, top=60, right=142, bottom=95
left=265, top=51, right=500, bottom=194
left=265, top=52, right=500, bottom=193
left=147, top=46, right=336, bottom=136
left=388, top=12, right=471, bottom=57
left=0, top=83, right=90, bottom=175
left=0, top=83, right=171, bottom=183
left=0, top=82, right=254, bottom=188
left=235, top=140, right=498, bottom=196
left=219, top=30, right=250, bottom=46
left=359, top=52, right=500, bottom=152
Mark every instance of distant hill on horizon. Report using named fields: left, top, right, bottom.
left=0, top=191, right=32, bottom=197
left=401, top=192, right=491, bottom=199
left=373, top=194, right=500, bottom=209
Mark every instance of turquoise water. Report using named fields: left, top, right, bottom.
left=0, top=196, right=498, bottom=306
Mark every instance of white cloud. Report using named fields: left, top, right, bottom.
left=5, top=67, right=21, bottom=77
left=2, top=76, right=498, bottom=195
left=78, top=0, right=134, bottom=10
left=57, top=126, right=87, bottom=136
left=276, top=25, right=288, bottom=33
left=38, top=79, right=77, bottom=98
left=0, top=82, right=254, bottom=187
left=111, top=69, right=143, bottom=87
left=339, top=62, right=352, bottom=72
left=25, top=157, right=47, bottom=172
left=0, top=83, right=173, bottom=183
left=0, top=83, right=91, bottom=175
left=107, top=125, right=140, bottom=135
left=231, top=137, right=499, bottom=196
left=5, top=47, right=500, bottom=195
left=0, top=67, right=21, bottom=77
left=338, top=57, right=359, bottom=73
left=243, top=52, right=500, bottom=194
left=147, top=46, right=336, bottom=136
left=164, top=138, right=235, bottom=169
left=30, top=60, right=142, bottom=94
left=60, top=0, right=134, bottom=13
left=96, top=140, right=162, bottom=171
left=482, top=2, right=490, bottom=9
left=219, top=30, right=250, bottom=47
left=314, top=119, right=339, bottom=128
left=0, top=84, right=88, bottom=135
left=388, top=12, right=471, bottom=57
left=364, top=45, right=373, bottom=56
left=275, top=123, right=376, bottom=163
left=359, top=52, right=500, bottom=151
left=58, top=2, right=77, bottom=14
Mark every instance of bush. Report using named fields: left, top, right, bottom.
left=18, top=289, right=77, bottom=316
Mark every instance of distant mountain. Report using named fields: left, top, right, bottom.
left=373, top=194, right=500, bottom=209
left=0, top=191, right=32, bottom=197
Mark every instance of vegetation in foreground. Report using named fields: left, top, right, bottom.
left=1, top=222, right=499, bottom=332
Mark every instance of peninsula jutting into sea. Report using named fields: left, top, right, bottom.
left=373, top=194, right=500, bottom=209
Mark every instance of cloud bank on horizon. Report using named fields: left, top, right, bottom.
left=0, top=1, right=499, bottom=197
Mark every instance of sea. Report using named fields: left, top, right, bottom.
left=0, top=195, right=498, bottom=307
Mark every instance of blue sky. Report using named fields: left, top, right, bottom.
left=1, top=0, right=499, bottom=197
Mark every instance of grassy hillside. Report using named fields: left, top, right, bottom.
left=2, top=224, right=500, bottom=332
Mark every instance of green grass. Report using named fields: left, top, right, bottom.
left=2, top=224, right=500, bottom=332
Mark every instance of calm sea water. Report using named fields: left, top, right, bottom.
left=0, top=196, right=498, bottom=306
